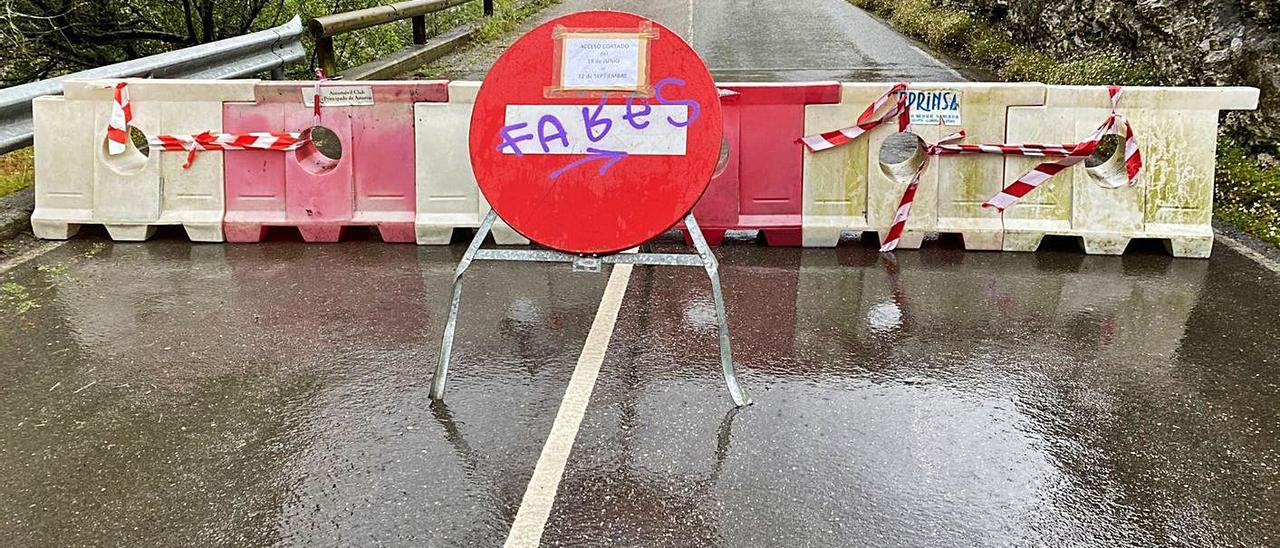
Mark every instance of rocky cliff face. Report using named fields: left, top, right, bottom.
left=949, top=0, right=1278, bottom=152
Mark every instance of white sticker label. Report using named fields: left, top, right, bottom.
left=900, top=89, right=962, bottom=125
left=561, top=37, right=642, bottom=89
left=501, top=104, right=688, bottom=155
left=302, top=86, right=375, bottom=107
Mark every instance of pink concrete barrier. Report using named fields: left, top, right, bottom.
left=686, top=82, right=842, bottom=246
left=222, top=81, right=448, bottom=243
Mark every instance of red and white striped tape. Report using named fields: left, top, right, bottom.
left=983, top=85, right=1141, bottom=211
left=106, top=82, right=132, bottom=155
left=880, top=121, right=1138, bottom=251
left=883, top=87, right=1141, bottom=247
left=879, top=131, right=967, bottom=252
left=879, top=133, right=1080, bottom=251
left=931, top=142, right=1076, bottom=157
left=800, top=84, right=1143, bottom=251
left=102, top=81, right=310, bottom=168
left=149, top=131, right=307, bottom=168
left=312, top=68, right=328, bottom=126
left=799, top=83, right=910, bottom=152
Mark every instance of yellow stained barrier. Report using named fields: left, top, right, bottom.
left=803, top=82, right=1045, bottom=249
left=1002, top=86, right=1259, bottom=257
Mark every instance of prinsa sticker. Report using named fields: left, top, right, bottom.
left=900, top=89, right=961, bottom=125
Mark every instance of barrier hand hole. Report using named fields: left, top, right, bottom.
left=129, top=127, right=150, bottom=157
left=877, top=132, right=926, bottom=182
left=100, top=126, right=150, bottom=176
left=296, top=126, right=343, bottom=175
left=1084, top=134, right=1128, bottom=189
left=713, top=136, right=731, bottom=178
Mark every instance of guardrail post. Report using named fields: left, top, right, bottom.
left=304, top=0, right=497, bottom=80
left=317, top=36, right=338, bottom=77
left=412, top=15, right=427, bottom=45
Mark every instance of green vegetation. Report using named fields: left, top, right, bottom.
left=35, top=263, right=70, bottom=279
left=1, top=1, right=554, bottom=83
left=1215, top=137, right=1280, bottom=245
left=850, top=0, right=1280, bottom=246
left=329, top=0, right=559, bottom=76
left=852, top=0, right=1156, bottom=85
left=83, top=242, right=108, bottom=258
left=416, top=0, right=562, bottom=78
left=474, top=0, right=560, bottom=43
left=0, top=148, right=34, bottom=198
left=4, top=1, right=298, bottom=85
left=0, top=281, right=39, bottom=315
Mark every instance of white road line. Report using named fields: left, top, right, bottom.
left=0, top=240, right=67, bottom=276
left=687, top=0, right=694, bottom=38
left=1216, top=230, right=1280, bottom=273
left=504, top=261, right=634, bottom=548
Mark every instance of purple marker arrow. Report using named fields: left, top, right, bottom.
left=548, top=147, right=629, bottom=180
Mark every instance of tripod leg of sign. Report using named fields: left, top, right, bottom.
left=685, top=214, right=753, bottom=407
left=428, top=210, right=752, bottom=407
left=429, top=209, right=495, bottom=401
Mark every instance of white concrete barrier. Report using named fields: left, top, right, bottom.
left=1002, top=86, right=1260, bottom=257
left=801, top=85, right=880, bottom=247
left=30, top=95, right=93, bottom=240
left=414, top=81, right=527, bottom=245
left=803, top=82, right=1045, bottom=249
left=31, top=79, right=257, bottom=241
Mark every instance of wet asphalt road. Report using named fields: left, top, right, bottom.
left=431, top=0, right=963, bottom=82
left=3, top=0, right=1280, bottom=546
left=2, top=233, right=1278, bottom=546
left=1, top=237, right=607, bottom=546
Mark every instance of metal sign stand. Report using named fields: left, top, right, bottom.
left=430, top=209, right=753, bottom=407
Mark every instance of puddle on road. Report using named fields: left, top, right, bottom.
left=543, top=241, right=1280, bottom=546
left=0, top=238, right=607, bottom=546
left=1, top=237, right=1278, bottom=545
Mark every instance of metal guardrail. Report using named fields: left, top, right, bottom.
left=0, top=16, right=306, bottom=156
left=309, top=0, right=495, bottom=80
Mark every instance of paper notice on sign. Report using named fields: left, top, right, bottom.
left=302, top=86, right=375, bottom=107
left=502, top=105, right=687, bottom=155
left=561, top=37, right=643, bottom=89
left=899, top=89, right=962, bottom=125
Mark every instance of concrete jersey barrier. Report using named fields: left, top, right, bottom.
left=1001, top=85, right=1259, bottom=257
left=414, top=81, right=527, bottom=245
left=31, top=79, right=258, bottom=242
left=26, top=78, right=1260, bottom=257
left=689, top=82, right=842, bottom=246
left=803, top=82, right=1045, bottom=250
left=222, top=80, right=448, bottom=243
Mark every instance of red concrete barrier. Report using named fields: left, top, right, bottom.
left=686, top=82, right=841, bottom=246
left=222, top=81, right=448, bottom=242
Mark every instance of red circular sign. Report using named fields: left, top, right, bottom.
left=470, top=11, right=723, bottom=254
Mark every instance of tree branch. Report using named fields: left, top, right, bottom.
left=82, top=29, right=193, bottom=44
left=181, top=0, right=197, bottom=42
